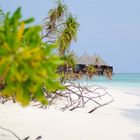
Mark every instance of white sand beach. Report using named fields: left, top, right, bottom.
left=0, top=85, right=140, bottom=140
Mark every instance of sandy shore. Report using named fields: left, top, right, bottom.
left=0, top=86, right=140, bottom=140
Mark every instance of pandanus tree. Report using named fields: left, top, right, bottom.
left=58, top=14, right=79, bottom=55
left=42, top=0, right=67, bottom=40
left=42, top=0, right=79, bottom=66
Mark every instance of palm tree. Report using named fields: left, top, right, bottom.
left=42, top=0, right=79, bottom=56
left=42, top=0, right=67, bottom=40
left=58, top=14, right=79, bottom=55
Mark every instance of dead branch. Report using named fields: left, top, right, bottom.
left=41, top=81, right=114, bottom=113
left=88, top=100, right=114, bottom=113
left=0, top=126, right=43, bottom=140
left=0, top=126, right=21, bottom=140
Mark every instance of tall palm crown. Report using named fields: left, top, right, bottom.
left=42, top=0, right=67, bottom=39
left=42, top=0, right=79, bottom=56
left=58, top=14, right=79, bottom=55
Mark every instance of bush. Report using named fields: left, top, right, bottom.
left=0, top=7, right=63, bottom=106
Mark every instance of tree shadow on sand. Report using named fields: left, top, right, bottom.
left=125, top=92, right=140, bottom=98
left=118, top=92, right=140, bottom=140
left=131, top=133, right=140, bottom=140
left=119, top=91, right=140, bottom=122
left=118, top=107, right=140, bottom=140
left=118, top=108, right=140, bottom=123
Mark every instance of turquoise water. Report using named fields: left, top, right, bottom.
left=78, top=73, right=140, bottom=93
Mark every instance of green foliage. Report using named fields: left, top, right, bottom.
left=48, top=0, right=67, bottom=23
left=58, top=14, right=79, bottom=55
left=43, top=0, right=79, bottom=56
left=86, top=65, right=96, bottom=78
left=0, top=7, right=63, bottom=106
left=62, top=52, right=75, bottom=68
left=0, top=7, right=5, bottom=26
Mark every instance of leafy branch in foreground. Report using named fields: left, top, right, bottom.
left=0, top=7, right=5, bottom=26
left=0, top=7, right=64, bottom=106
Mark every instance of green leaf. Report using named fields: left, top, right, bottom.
left=21, top=18, right=34, bottom=24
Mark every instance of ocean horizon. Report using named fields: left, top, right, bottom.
left=77, top=73, right=140, bottom=95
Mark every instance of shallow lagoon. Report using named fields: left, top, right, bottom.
left=78, top=73, right=140, bottom=95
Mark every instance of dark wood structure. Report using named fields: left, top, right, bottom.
left=73, top=52, right=113, bottom=76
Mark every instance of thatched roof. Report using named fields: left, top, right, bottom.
left=79, top=52, right=93, bottom=65
left=73, top=52, right=81, bottom=64
left=73, top=52, right=108, bottom=66
left=92, top=54, right=108, bottom=66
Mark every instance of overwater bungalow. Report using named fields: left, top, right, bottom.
left=73, top=52, right=113, bottom=76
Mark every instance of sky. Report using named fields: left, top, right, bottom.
left=0, top=0, right=140, bottom=73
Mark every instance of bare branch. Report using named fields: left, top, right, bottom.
left=40, top=81, right=114, bottom=113
left=0, top=126, right=21, bottom=140
left=88, top=100, right=114, bottom=113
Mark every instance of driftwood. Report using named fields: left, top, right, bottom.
left=0, top=126, right=42, bottom=140
left=39, top=81, right=114, bottom=113
left=0, top=126, right=21, bottom=140
left=61, top=81, right=114, bottom=113
left=0, top=81, right=114, bottom=113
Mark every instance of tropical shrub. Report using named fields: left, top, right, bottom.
left=0, top=7, right=63, bottom=106
left=0, top=7, right=5, bottom=26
